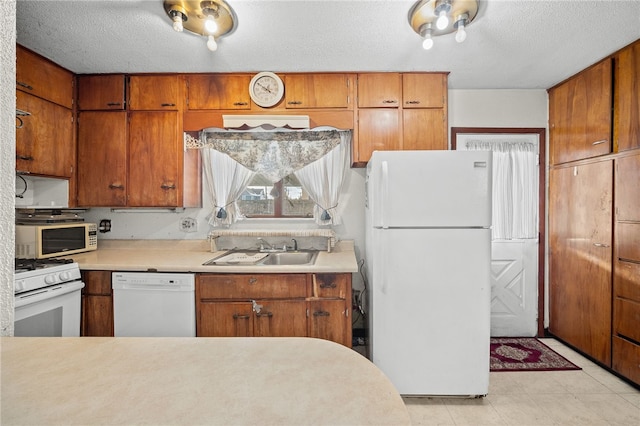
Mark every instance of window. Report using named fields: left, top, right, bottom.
left=238, top=174, right=315, bottom=218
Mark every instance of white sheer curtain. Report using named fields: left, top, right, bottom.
left=465, top=140, right=538, bottom=240
left=294, top=131, right=351, bottom=225
left=202, top=148, right=255, bottom=227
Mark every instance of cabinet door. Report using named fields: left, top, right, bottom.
left=16, top=91, right=74, bottom=178
left=284, top=74, right=350, bottom=108
left=198, top=302, right=254, bottom=337
left=614, top=42, right=640, bottom=152
left=549, top=59, right=612, bottom=165
left=128, top=75, right=182, bottom=110
left=615, top=154, right=640, bottom=221
left=187, top=74, right=251, bottom=110
left=16, top=45, right=74, bottom=109
left=81, top=271, right=114, bottom=337
left=402, top=73, right=447, bottom=108
left=77, top=75, right=126, bottom=110
left=356, top=109, right=400, bottom=164
left=402, top=109, right=447, bottom=150
left=253, top=300, right=307, bottom=337
left=128, top=111, right=182, bottom=207
left=77, top=112, right=128, bottom=206
left=308, top=299, right=350, bottom=347
left=357, top=73, right=401, bottom=108
left=313, top=273, right=350, bottom=299
left=549, top=160, right=613, bottom=365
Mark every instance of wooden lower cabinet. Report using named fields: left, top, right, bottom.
left=81, top=271, right=114, bottom=337
left=549, top=160, right=613, bottom=366
left=196, top=273, right=352, bottom=347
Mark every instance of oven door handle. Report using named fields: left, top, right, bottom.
left=14, top=280, right=85, bottom=308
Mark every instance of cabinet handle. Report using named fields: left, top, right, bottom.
left=16, top=117, right=24, bottom=128
left=248, top=277, right=258, bottom=284
left=256, top=311, right=273, bottom=318
left=16, top=81, right=33, bottom=90
left=405, top=100, right=421, bottom=105
left=16, top=154, right=34, bottom=161
left=160, top=183, right=176, bottom=190
left=109, top=183, right=124, bottom=190
left=592, top=139, right=608, bottom=146
left=313, top=311, right=330, bottom=317
left=382, top=100, right=398, bottom=104
left=161, top=103, right=176, bottom=107
left=287, top=101, right=302, bottom=105
left=593, top=243, right=610, bottom=248
left=106, top=102, right=121, bottom=107
left=233, top=314, right=250, bottom=320
left=233, top=102, right=248, bottom=106
left=320, top=282, right=336, bottom=289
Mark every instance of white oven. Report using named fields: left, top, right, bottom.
left=14, top=261, right=84, bottom=337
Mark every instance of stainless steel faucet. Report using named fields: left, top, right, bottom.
left=257, top=238, right=274, bottom=251
left=291, top=238, right=298, bottom=251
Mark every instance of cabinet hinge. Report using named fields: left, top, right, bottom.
left=306, top=308, right=309, bottom=318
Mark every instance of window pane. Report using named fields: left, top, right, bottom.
left=238, top=174, right=314, bottom=218
left=282, top=175, right=314, bottom=217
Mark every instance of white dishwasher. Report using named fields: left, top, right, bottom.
left=112, top=272, right=196, bottom=337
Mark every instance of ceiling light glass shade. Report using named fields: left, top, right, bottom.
left=172, top=14, right=184, bottom=32
left=207, top=35, right=218, bottom=51
left=163, top=0, right=237, bottom=48
left=408, top=0, right=478, bottom=47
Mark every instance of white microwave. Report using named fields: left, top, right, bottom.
left=15, top=223, right=98, bottom=259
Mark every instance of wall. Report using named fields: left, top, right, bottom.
left=1, top=1, right=16, bottom=336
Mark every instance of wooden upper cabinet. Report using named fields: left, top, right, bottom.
left=128, top=75, right=183, bottom=110
left=402, top=73, right=447, bottom=108
left=357, top=73, right=401, bottom=107
left=284, top=74, right=351, bottom=109
left=187, top=74, right=251, bottom=110
left=128, top=111, right=182, bottom=207
left=614, top=41, right=640, bottom=152
left=549, top=59, right=612, bottom=165
left=77, top=111, right=128, bottom=207
left=16, top=91, right=74, bottom=178
left=615, top=153, right=640, bottom=222
left=356, top=109, right=401, bottom=163
left=77, top=75, right=126, bottom=110
left=403, top=109, right=447, bottom=150
left=16, top=45, right=74, bottom=109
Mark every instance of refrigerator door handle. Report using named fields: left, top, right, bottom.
left=381, top=160, right=389, bottom=229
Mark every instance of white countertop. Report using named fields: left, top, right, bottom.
left=1, top=337, right=410, bottom=425
left=67, top=239, right=358, bottom=273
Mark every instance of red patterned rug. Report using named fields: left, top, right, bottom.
left=490, top=337, right=581, bottom=372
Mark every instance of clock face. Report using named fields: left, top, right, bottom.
left=249, top=72, right=284, bottom=108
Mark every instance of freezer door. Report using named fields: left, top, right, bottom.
left=367, top=150, right=491, bottom=228
left=368, top=227, right=491, bottom=396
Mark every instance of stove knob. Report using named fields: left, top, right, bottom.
left=59, top=271, right=71, bottom=282
left=44, top=274, right=57, bottom=285
left=15, top=279, right=26, bottom=293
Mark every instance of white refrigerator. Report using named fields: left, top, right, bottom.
left=365, top=150, right=492, bottom=396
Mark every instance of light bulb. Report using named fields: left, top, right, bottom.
left=436, top=10, right=449, bottom=30
left=172, top=14, right=183, bottom=32
left=204, top=16, right=217, bottom=34
left=422, top=34, right=434, bottom=50
left=207, top=35, right=218, bottom=51
left=455, top=22, right=467, bottom=43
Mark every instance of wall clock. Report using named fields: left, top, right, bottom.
left=249, top=72, right=285, bottom=108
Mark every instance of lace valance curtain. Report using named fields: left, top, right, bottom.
left=465, top=140, right=538, bottom=240
left=186, top=127, right=351, bottom=226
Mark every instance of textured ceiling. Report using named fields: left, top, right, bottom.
left=15, top=0, right=640, bottom=89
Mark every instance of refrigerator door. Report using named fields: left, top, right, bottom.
left=366, top=150, right=491, bottom=228
left=368, top=227, right=491, bottom=396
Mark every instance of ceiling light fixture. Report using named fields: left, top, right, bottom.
left=163, top=0, right=237, bottom=52
left=409, top=0, right=478, bottom=50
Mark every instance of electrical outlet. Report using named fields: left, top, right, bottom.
left=180, top=217, right=197, bottom=233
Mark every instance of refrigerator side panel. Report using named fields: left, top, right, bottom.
left=369, top=150, right=492, bottom=228
left=369, top=227, right=491, bottom=396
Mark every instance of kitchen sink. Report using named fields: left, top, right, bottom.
left=203, top=250, right=319, bottom=266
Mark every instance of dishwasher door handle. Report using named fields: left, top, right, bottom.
left=113, top=284, right=193, bottom=291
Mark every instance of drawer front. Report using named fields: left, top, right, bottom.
left=617, top=222, right=640, bottom=262
left=614, top=297, right=640, bottom=343
left=198, top=274, right=307, bottom=299
left=612, top=336, right=640, bottom=386
left=614, top=261, right=640, bottom=301
left=313, top=273, right=350, bottom=299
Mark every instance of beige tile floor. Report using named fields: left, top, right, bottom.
left=402, top=338, right=640, bottom=425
